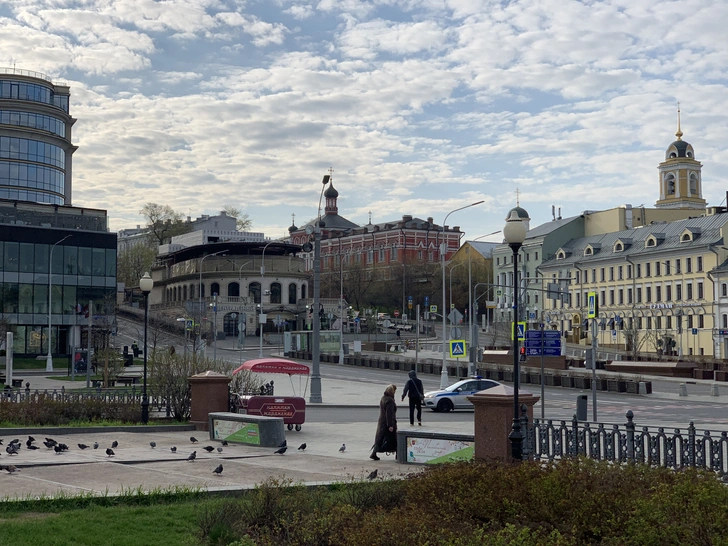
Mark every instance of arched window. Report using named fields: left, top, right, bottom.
left=723, top=314, right=728, bottom=329
left=189, top=284, right=195, bottom=300
left=289, top=283, right=297, bottom=304
left=223, top=313, right=239, bottom=337
left=270, top=282, right=282, bottom=304
left=183, top=285, right=187, bottom=301
left=666, top=174, right=676, bottom=195
left=200, top=284, right=205, bottom=299
left=301, top=283, right=307, bottom=299
left=689, top=173, right=698, bottom=195
left=722, top=283, right=727, bottom=297
left=228, top=282, right=240, bottom=297
left=211, top=282, right=220, bottom=296
left=249, top=282, right=261, bottom=304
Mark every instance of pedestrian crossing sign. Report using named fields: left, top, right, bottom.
left=512, top=321, right=526, bottom=341
left=587, top=292, right=598, bottom=319
left=449, top=340, right=466, bottom=358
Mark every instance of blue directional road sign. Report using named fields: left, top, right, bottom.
left=525, top=328, right=562, bottom=355
left=449, top=340, right=466, bottom=358
left=526, top=347, right=561, bottom=357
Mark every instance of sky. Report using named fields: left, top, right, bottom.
left=2, top=0, right=728, bottom=241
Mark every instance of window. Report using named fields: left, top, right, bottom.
left=496, top=257, right=499, bottom=265
left=609, top=290, right=614, bottom=305
left=526, top=253, right=530, bottom=261
left=686, top=257, right=692, bottom=273
left=618, top=266, right=623, bottom=280
left=575, top=271, right=580, bottom=284
left=591, top=269, right=596, bottom=283
left=723, top=314, right=728, bottom=329
left=609, top=267, right=614, bottom=281
left=367, top=249, right=374, bottom=263
left=636, top=264, right=641, bottom=278
left=699, top=315, right=705, bottom=328
left=600, top=290, right=606, bottom=306
left=391, top=246, right=398, bottom=261
left=645, top=263, right=651, bottom=277
left=636, top=287, right=642, bottom=303
left=697, top=256, right=703, bottom=272
left=688, top=315, right=694, bottom=328
left=646, top=286, right=652, bottom=302
left=676, top=283, right=682, bottom=301
left=647, top=317, right=652, bottom=329
left=655, top=262, right=661, bottom=276
left=288, top=283, right=297, bottom=304
left=210, top=282, right=220, bottom=297
left=687, top=283, right=693, bottom=299
left=666, top=285, right=672, bottom=301
left=656, top=316, right=662, bottom=329
left=535, top=252, right=539, bottom=260
left=698, top=282, right=704, bottom=299
left=627, top=288, right=633, bottom=304
left=301, top=284, right=307, bottom=299
left=227, top=282, right=239, bottom=297
left=618, top=289, right=624, bottom=304
left=378, top=248, right=385, bottom=262
left=664, top=261, right=671, bottom=275
left=627, top=265, right=632, bottom=279
left=723, top=283, right=728, bottom=297
left=667, top=316, right=672, bottom=329
left=637, top=317, right=643, bottom=329
left=249, top=282, right=261, bottom=304
left=656, top=286, right=661, bottom=302
left=535, top=293, right=539, bottom=304
left=576, top=293, right=581, bottom=307
left=270, top=282, right=281, bottom=304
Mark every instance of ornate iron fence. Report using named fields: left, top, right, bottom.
left=525, top=409, right=728, bottom=475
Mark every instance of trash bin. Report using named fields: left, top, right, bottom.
left=576, top=394, right=588, bottom=421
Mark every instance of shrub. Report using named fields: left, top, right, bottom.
left=0, top=394, right=141, bottom=426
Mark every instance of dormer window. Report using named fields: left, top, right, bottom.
left=646, top=238, right=656, bottom=248
left=556, top=250, right=566, bottom=260
left=614, top=242, right=623, bottom=252
left=584, top=247, right=593, bottom=256
left=682, top=233, right=691, bottom=242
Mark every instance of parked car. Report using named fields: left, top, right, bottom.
left=423, top=377, right=501, bottom=412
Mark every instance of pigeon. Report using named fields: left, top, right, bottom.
left=203, top=446, right=214, bottom=453
left=339, top=444, right=346, bottom=453
left=43, top=441, right=55, bottom=449
left=274, top=446, right=287, bottom=455
left=58, top=443, right=69, bottom=452
left=6, top=445, right=18, bottom=455
left=170, top=446, right=177, bottom=453
left=106, top=448, right=115, bottom=457
left=28, top=435, right=35, bottom=443
left=93, top=442, right=99, bottom=450
left=221, top=440, right=228, bottom=446
left=27, top=445, right=39, bottom=450
left=150, top=442, right=156, bottom=449
left=190, top=437, right=198, bottom=443
left=3, top=465, right=19, bottom=474
left=367, top=469, right=378, bottom=480
left=0, top=439, right=3, bottom=445
left=44, top=437, right=56, bottom=446
left=278, top=440, right=287, bottom=448
left=78, top=444, right=89, bottom=450
left=213, top=464, right=223, bottom=475
left=111, top=441, right=118, bottom=449
left=298, top=443, right=307, bottom=451
left=216, top=447, right=223, bottom=453
left=9, top=439, right=19, bottom=446
left=187, top=451, right=197, bottom=462
left=54, top=445, right=63, bottom=454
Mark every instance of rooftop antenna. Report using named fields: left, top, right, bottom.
left=675, top=102, right=683, bottom=141
left=368, top=210, right=372, bottom=225
left=552, top=205, right=555, bottom=221
left=558, top=207, right=561, bottom=220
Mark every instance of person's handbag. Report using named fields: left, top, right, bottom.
left=380, top=431, right=396, bottom=453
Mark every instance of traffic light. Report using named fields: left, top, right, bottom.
left=519, top=346, right=527, bottom=362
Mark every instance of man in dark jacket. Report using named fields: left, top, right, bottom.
left=402, top=370, right=425, bottom=426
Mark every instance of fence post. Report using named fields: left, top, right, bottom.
left=625, top=410, right=635, bottom=463
left=520, top=403, right=530, bottom=460
left=688, top=421, right=696, bottom=468
left=570, top=414, right=579, bottom=457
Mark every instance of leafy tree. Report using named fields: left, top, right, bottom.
left=222, top=205, right=253, bottom=231
left=140, top=203, right=191, bottom=246
left=117, top=244, right=157, bottom=288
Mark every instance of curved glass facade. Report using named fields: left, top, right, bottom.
left=0, top=136, right=65, bottom=168
left=0, top=110, right=66, bottom=137
left=0, top=189, right=62, bottom=204
left=0, top=80, right=69, bottom=113
left=0, top=161, right=64, bottom=192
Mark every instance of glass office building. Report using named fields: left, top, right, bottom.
left=0, top=68, right=75, bottom=205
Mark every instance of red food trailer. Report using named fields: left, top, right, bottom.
left=232, top=358, right=309, bottom=431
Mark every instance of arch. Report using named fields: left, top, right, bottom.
left=249, top=282, right=261, bottom=303
left=301, top=283, right=307, bottom=299
left=689, top=172, right=698, bottom=195
left=723, top=314, right=728, bottom=329
left=200, top=283, right=205, bottom=299
left=665, top=173, right=676, bottom=195
left=211, top=282, right=220, bottom=297
left=189, top=284, right=195, bottom=300
left=228, top=282, right=240, bottom=298
left=682, top=233, right=691, bottom=242
left=722, top=283, right=727, bottom=297
left=183, top=285, right=187, bottom=301
left=270, top=282, right=282, bottom=304
left=223, top=312, right=239, bottom=337
left=288, top=283, right=297, bottom=304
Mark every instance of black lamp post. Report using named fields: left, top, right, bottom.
left=139, top=272, right=154, bottom=424
left=503, top=210, right=527, bottom=460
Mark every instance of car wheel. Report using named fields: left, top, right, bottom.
left=437, top=399, right=454, bottom=413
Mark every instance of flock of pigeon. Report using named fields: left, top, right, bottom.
left=0, top=436, right=379, bottom=480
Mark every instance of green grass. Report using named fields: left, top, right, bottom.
left=0, top=490, right=202, bottom=546
left=0, top=418, right=173, bottom=428
left=48, top=374, right=105, bottom=382
left=6, top=357, right=70, bottom=370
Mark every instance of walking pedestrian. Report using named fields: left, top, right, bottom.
left=370, top=384, right=397, bottom=461
left=402, top=370, right=425, bottom=426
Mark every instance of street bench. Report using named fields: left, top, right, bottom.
left=208, top=412, right=285, bottom=447
left=115, top=374, right=142, bottom=386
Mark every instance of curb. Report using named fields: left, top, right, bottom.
left=0, top=424, right=196, bottom=436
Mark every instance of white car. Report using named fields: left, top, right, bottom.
left=423, top=377, right=501, bottom=412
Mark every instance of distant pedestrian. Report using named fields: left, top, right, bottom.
left=370, top=384, right=397, bottom=461
left=402, top=370, right=425, bottom=426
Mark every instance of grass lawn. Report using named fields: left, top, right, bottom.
left=49, top=374, right=105, bottom=382
left=0, top=500, right=200, bottom=546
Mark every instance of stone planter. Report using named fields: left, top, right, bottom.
left=560, top=375, right=574, bottom=388
left=642, top=381, right=652, bottom=394
left=626, top=381, right=639, bottom=394
left=596, top=378, right=609, bottom=391
left=715, top=370, right=728, bottom=382
left=382, top=359, right=390, bottom=370
left=544, top=374, right=561, bottom=387
left=607, top=379, right=627, bottom=393
left=693, top=368, right=714, bottom=380
left=573, top=376, right=591, bottom=390
left=503, top=370, right=513, bottom=383
left=393, top=361, right=401, bottom=371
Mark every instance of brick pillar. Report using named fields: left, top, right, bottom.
left=468, top=385, right=540, bottom=461
left=189, top=371, right=231, bottom=431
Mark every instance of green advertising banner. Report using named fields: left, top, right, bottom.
left=213, top=419, right=261, bottom=445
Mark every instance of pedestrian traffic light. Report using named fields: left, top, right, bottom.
left=519, top=346, right=526, bottom=362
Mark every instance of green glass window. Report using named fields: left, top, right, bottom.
left=4, top=241, right=18, bottom=271
left=92, top=248, right=105, bottom=276
left=50, top=284, right=62, bottom=314
left=35, top=243, right=49, bottom=274
left=78, top=247, right=92, bottom=275
left=19, top=243, right=34, bottom=272
left=2, top=283, right=17, bottom=312
left=105, top=248, right=116, bottom=277
left=51, top=244, right=64, bottom=274
left=62, top=285, right=76, bottom=314
left=18, top=283, right=32, bottom=313
left=0, top=241, right=3, bottom=271
left=34, top=284, right=48, bottom=314
left=64, top=245, right=77, bottom=274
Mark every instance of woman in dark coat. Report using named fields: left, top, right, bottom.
left=370, top=384, right=397, bottom=460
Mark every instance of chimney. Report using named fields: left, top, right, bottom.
left=552, top=205, right=555, bottom=221
left=427, top=217, right=433, bottom=224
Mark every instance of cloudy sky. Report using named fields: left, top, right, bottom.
left=2, top=0, right=727, bottom=240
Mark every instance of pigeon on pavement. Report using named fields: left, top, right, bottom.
left=274, top=446, right=287, bottom=455
left=54, top=445, right=63, bottom=454
left=93, top=442, right=99, bottom=450
left=298, top=443, right=307, bottom=451
left=221, top=440, right=228, bottom=446
left=203, top=446, right=214, bottom=452
left=44, top=437, right=56, bottom=446
left=170, top=446, right=177, bottom=453
left=150, top=442, right=156, bottom=449
left=106, top=448, right=115, bottom=457
left=190, top=437, right=198, bottom=443
left=278, top=440, right=287, bottom=448
left=216, top=447, right=223, bottom=453
left=43, top=441, right=55, bottom=449
left=78, top=444, right=89, bottom=450
left=27, top=445, right=39, bottom=450
left=3, top=465, right=19, bottom=474
left=187, top=451, right=197, bottom=462
left=213, top=464, right=223, bottom=475
left=367, top=469, right=378, bottom=480
left=58, top=443, right=69, bottom=452
left=6, top=445, right=18, bottom=455
left=111, top=440, right=118, bottom=449
left=339, top=444, right=346, bottom=453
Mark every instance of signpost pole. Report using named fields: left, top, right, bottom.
left=591, top=317, right=598, bottom=422
left=540, top=323, right=545, bottom=420
left=415, top=304, right=420, bottom=365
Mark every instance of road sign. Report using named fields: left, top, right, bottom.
left=185, top=319, right=194, bottom=331
left=394, top=310, right=400, bottom=317
left=526, top=347, right=561, bottom=357
left=425, top=296, right=430, bottom=306
left=529, top=311, right=536, bottom=320
left=451, top=327, right=462, bottom=339
left=448, top=308, right=463, bottom=324
left=525, top=329, right=560, bottom=340
left=692, top=328, right=698, bottom=335
left=449, top=340, right=466, bottom=358
left=587, top=292, right=598, bottom=318
left=612, top=329, right=617, bottom=339
left=512, top=321, right=526, bottom=341
left=430, top=305, right=437, bottom=313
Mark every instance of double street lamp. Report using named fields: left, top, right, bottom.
left=139, top=272, right=154, bottom=425
left=503, top=210, right=527, bottom=461
left=198, top=249, right=227, bottom=354
left=440, top=201, right=484, bottom=389
left=46, top=234, right=72, bottom=372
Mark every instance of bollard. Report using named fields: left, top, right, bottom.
left=679, top=383, right=688, bottom=397
left=711, top=383, right=720, bottom=397
left=638, top=381, right=648, bottom=395
left=576, top=394, right=588, bottom=421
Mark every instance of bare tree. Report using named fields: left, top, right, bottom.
left=222, top=205, right=253, bottom=231
left=140, top=203, right=191, bottom=246
left=117, top=244, right=157, bottom=287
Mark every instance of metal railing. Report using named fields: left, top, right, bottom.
left=0, top=67, right=53, bottom=81
left=525, top=409, right=728, bottom=474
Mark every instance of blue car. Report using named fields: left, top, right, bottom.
left=423, top=377, right=501, bottom=412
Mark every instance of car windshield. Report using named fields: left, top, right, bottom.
left=445, top=382, right=468, bottom=392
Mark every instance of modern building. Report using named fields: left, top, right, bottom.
left=0, top=68, right=76, bottom=205
left=288, top=179, right=465, bottom=312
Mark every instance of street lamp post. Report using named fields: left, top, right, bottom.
left=309, top=174, right=330, bottom=403
left=440, top=201, right=485, bottom=389
left=139, top=272, right=154, bottom=425
left=198, top=249, right=227, bottom=355
left=259, top=241, right=275, bottom=358
left=46, top=234, right=72, bottom=372
left=503, top=210, right=527, bottom=461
